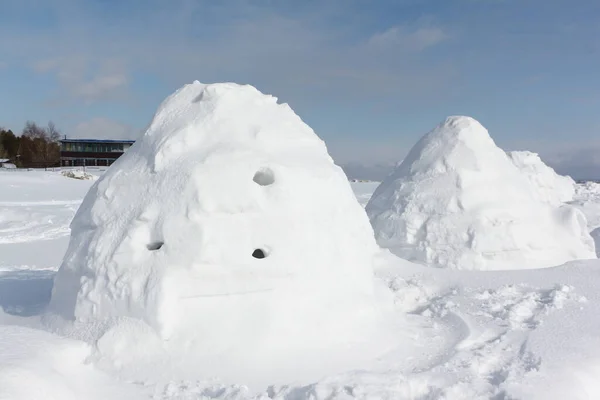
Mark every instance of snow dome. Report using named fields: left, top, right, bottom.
left=508, top=150, right=575, bottom=205
left=49, top=81, right=398, bottom=384
left=366, top=116, right=596, bottom=270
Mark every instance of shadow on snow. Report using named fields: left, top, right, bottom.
left=0, top=270, right=54, bottom=316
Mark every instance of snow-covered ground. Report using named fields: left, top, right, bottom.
left=1, top=169, right=600, bottom=399
left=0, top=170, right=93, bottom=319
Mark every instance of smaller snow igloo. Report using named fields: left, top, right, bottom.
left=49, top=81, right=398, bottom=382
left=508, top=150, right=575, bottom=205
left=366, top=116, right=596, bottom=270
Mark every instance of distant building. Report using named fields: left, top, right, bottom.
left=59, top=138, right=135, bottom=167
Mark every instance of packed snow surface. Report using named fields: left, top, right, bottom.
left=366, top=116, right=596, bottom=270
left=508, top=150, right=576, bottom=205
left=49, top=81, right=402, bottom=386
left=0, top=170, right=95, bottom=273
left=0, top=324, right=141, bottom=400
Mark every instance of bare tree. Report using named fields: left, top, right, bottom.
left=22, top=121, right=46, bottom=139
left=43, top=121, right=61, bottom=166
left=20, top=121, right=61, bottom=167
left=46, top=121, right=61, bottom=142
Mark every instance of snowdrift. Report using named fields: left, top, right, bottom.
left=366, top=116, right=596, bottom=270
left=61, top=169, right=96, bottom=180
left=49, top=81, right=399, bottom=385
left=508, top=150, right=575, bottom=205
left=0, top=325, right=140, bottom=400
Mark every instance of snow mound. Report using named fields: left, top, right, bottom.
left=61, top=169, right=96, bottom=180
left=508, top=150, right=575, bottom=205
left=0, top=325, right=140, bottom=400
left=366, top=116, right=596, bottom=270
left=49, top=81, right=400, bottom=386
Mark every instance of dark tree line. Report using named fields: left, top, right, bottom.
left=0, top=121, right=62, bottom=168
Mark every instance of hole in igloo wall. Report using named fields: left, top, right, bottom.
left=147, top=241, right=164, bottom=251
left=253, top=168, right=275, bottom=186
left=252, top=248, right=267, bottom=259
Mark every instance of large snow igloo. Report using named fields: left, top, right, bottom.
left=49, top=81, right=398, bottom=382
left=366, top=116, right=596, bottom=270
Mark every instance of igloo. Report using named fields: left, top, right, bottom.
left=49, top=81, right=399, bottom=384
left=366, top=116, right=596, bottom=270
left=508, top=150, right=576, bottom=205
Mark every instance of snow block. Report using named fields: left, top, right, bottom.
left=366, top=116, right=596, bottom=270
left=49, top=82, right=398, bottom=383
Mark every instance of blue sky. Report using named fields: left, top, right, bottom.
left=1, top=0, right=599, bottom=178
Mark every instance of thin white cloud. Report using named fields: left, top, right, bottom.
left=368, top=25, right=448, bottom=51
left=72, top=72, right=128, bottom=101
left=1, top=0, right=460, bottom=165
left=31, top=58, right=60, bottom=73
left=31, top=57, right=129, bottom=103
left=3, top=1, right=455, bottom=105
left=70, top=117, right=141, bottom=141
